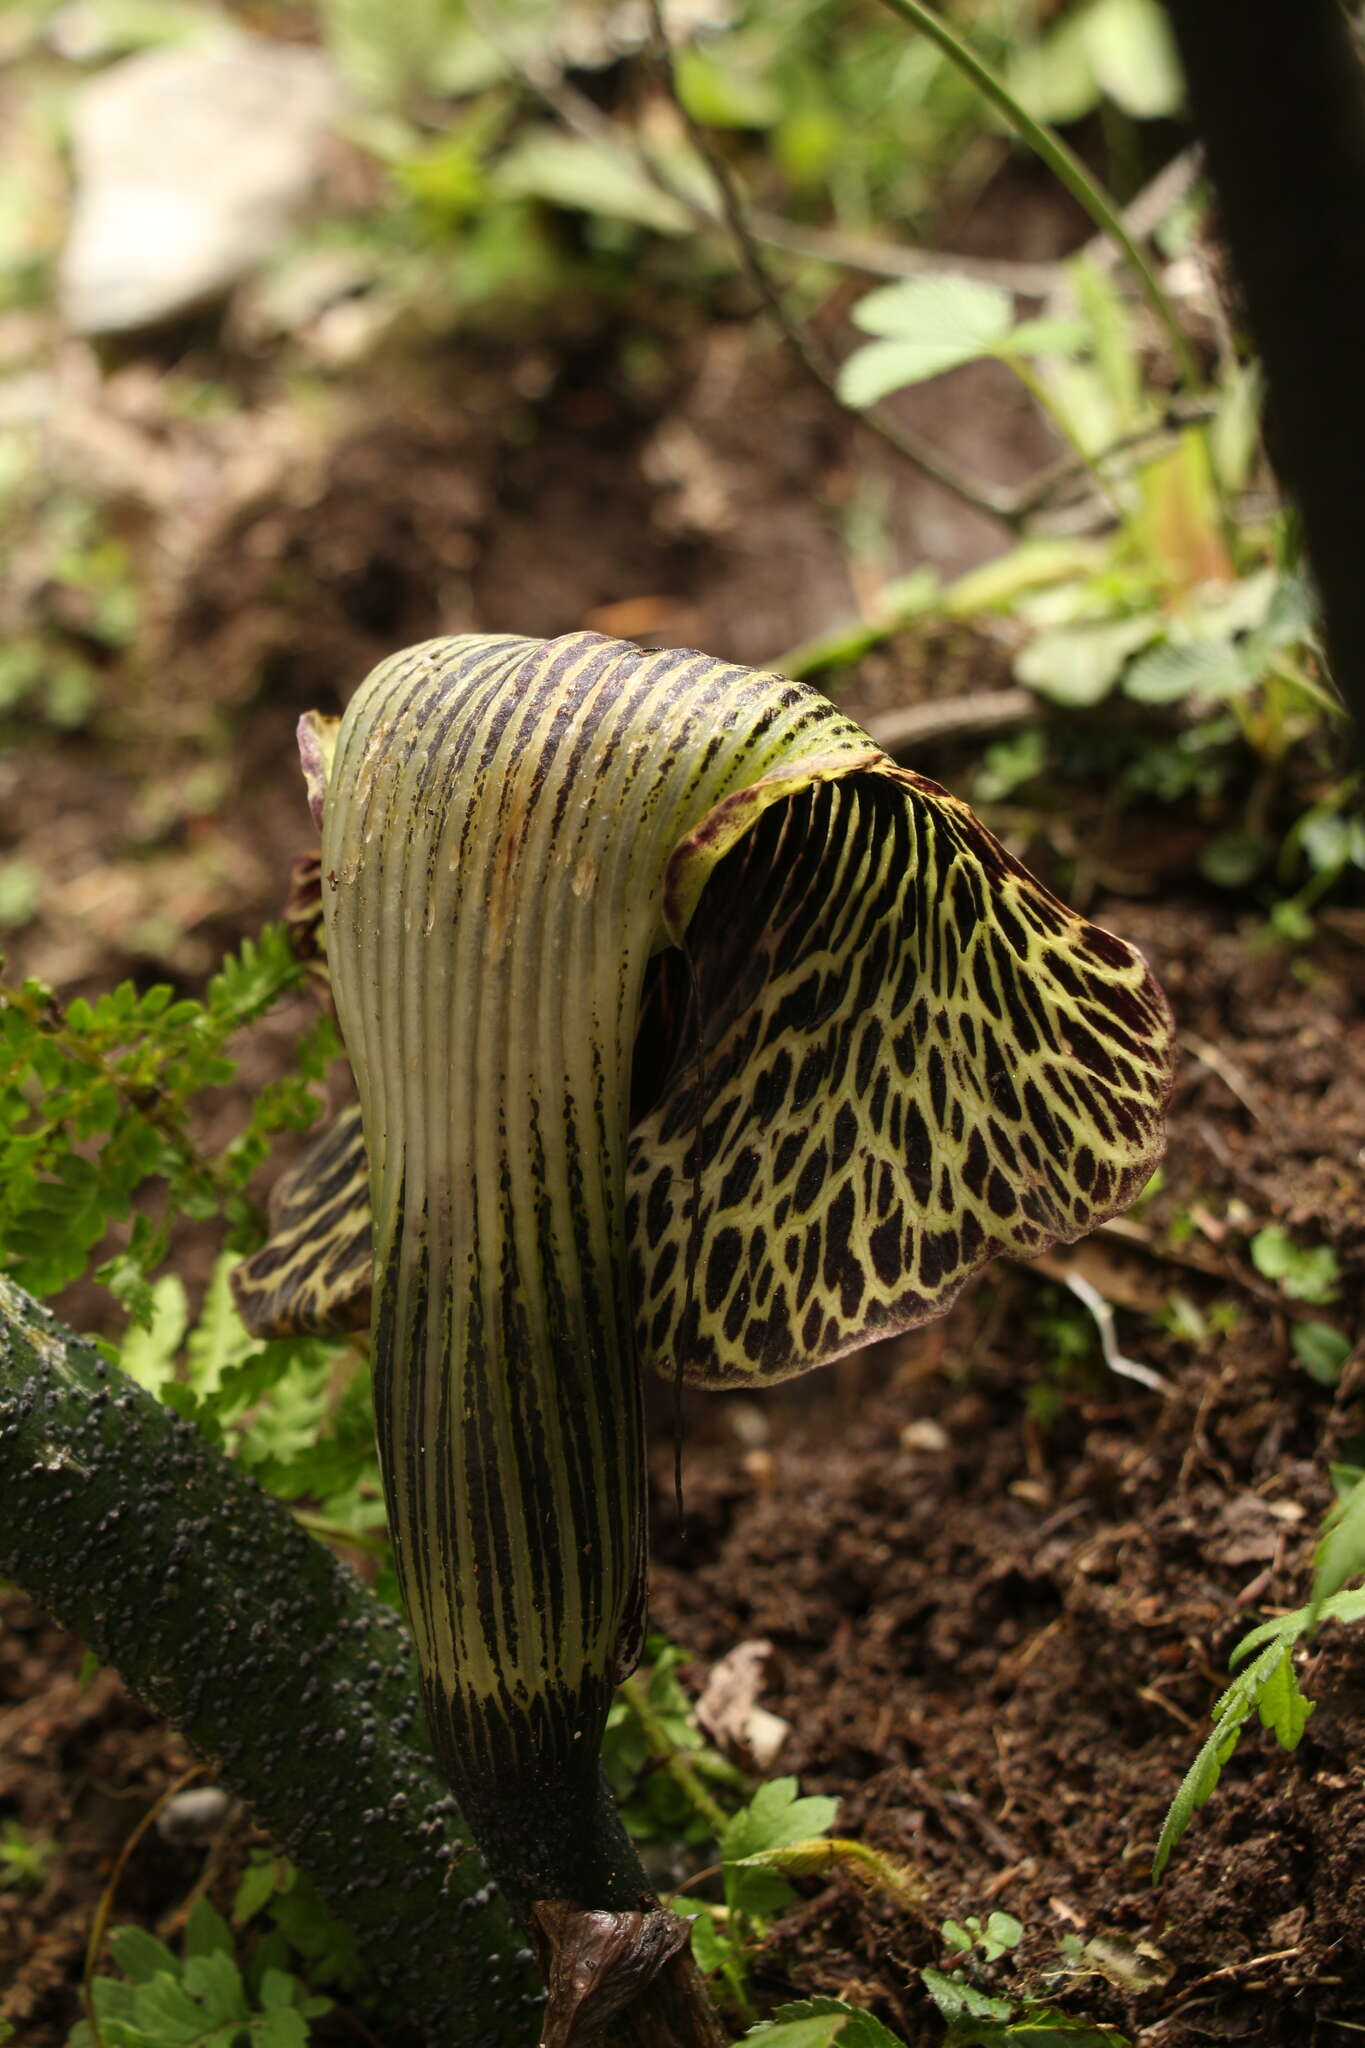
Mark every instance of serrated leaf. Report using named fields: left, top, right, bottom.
left=130, top=1973, right=207, bottom=2044
left=720, top=1777, right=840, bottom=1861
left=851, top=274, right=1013, bottom=344
left=182, top=1950, right=249, bottom=2026
left=1231, top=1588, right=1365, bottom=1668
left=184, top=1897, right=235, bottom=1962
left=107, top=1927, right=180, bottom=1985
left=920, top=1967, right=1014, bottom=2023
left=746, top=2019, right=849, bottom=2048
left=842, top=277, right=1017, bottom=400
left=118, top=1274, right=188, bottom=1394
left=259, top=1969, right=303, bottom=2011
left=186, top=1255, right=259, bottom=1398
left=91, top=1978, right=141, bottom=2020
left=758, top=1996, right=907, bottom=2046
left=255, top=2009, right=310, bottom=2047
left=1151, top=1712, right=1245, bottom=1882
left=1254, top=1646, right=1315, bottom=1750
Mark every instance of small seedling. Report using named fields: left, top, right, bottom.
left=941, top=1911, right=1024, bottom=1964
left=1249, top=1225, right=1340, bottom=1306
left=1156, top=1466, right=1365, bottom=1879
left=68, top=1897, right=331, bottom=2048
left=0, top=1818, right=58, bottom=1889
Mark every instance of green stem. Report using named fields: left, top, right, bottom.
left=618, top=1674, right=733, bottom=1840
left=873, top=0, right=1200, bottom=391
left=1004, top=356, right=1124, bottom=518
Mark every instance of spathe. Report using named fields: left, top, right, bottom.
left=237, top=631, right=1175, bottom=1393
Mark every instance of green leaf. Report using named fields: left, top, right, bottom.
left=119, top=1275, right=189, bottom=1392
left=755, top=1997, right=906, bottom=2047
left=130, top=1973, right=209, bottom=2045
left=1009, top=16, right=1098, bottom=125
left=1312, top=1470, right=1365, bottom=1614
left=1199, top=831, right=1268, bottom=890
left=997, top=318, right=1089, bottom=360
left=107, top=1927, right=180, bottom=1985
left=233, top=1855, right=283, bottom=1927
left=1231, top=1587, right=1365, bottom=1667
left=851, top=274, right=1012, bottom=344
left=745, top=2019, right=849, bottom=2048
left=181, top=1951, right=249, bottom=2028
left=254, top=2010, right=310, bottom=2048
left=720, top=1777, right=840, bottom=1862
left=1122, top=639, right=1250, bottom=707
left=841, top=276, right=1016, bottom=399
left=259, top=1969, right=304, bottom=2011
left=952, top=2008, right=1132, bottom=2044
left=1154, top=1618, right=1324, bottom=1883
left=1151, top=1710, right=1245, bottom=1882
left=185, top=1255, right=259, bottom=1400
left=492, top=131, right=697, bottom=235
left=1081, top=0, right=1183, bottom=118
left=1249, top=1226, right=1340, bottom=1305
left=920, top=1967, right=1014, bottom=2023
left=984, top=1911, right=1024, bottom=1954
left=1254, top=1646, right=1315, bottom=1750
left=1070, top=258, right=1143, bottom=431
left=1293, top=1322, right=1353, bottom=1386
left=689, top=1911, right=733, bottom=1977
left=1015, top=616, right=1159, bottom=707
left=674, top=43, right=781, bottom=128
left=184, top=1899, right=236, bottom=1962
left=726, top=1866, right=799, bottom=1920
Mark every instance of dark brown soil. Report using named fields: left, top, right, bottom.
left=3, top=294, right=1364, bottom=2048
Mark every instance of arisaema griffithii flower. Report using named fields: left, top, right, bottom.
left=236, top=630, right=1175, bottom=2029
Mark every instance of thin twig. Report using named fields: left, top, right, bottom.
left=618, top=1674, right=731, bottom=1840
left=84, top=1766, right=208, bottom=2047
left=1053, top=1266, right=1173, bottom=1395
left=873, top=0, right=1200, bottom=392
left=746, top=211, right=1062, bottom=293
left=643, top=0, right=1019, bottom=521
left=471, top=0, right=1206, bottom=534
left=860, top=688, right=1038, bottom=755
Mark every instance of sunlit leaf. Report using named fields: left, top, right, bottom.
left=1081, top=0, right=1183, bottom=118
left=1016, top=616, right=1158, bottom=706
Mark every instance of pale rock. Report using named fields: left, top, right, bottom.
left=60, top=38, right=339, bottom=335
